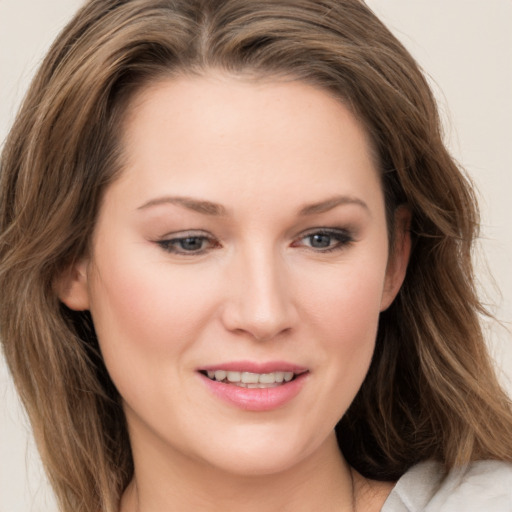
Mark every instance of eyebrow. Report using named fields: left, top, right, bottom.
left=137, top=196, right=227, bottom=216
left=137, top=194, right=369, bottom=217
left=298, top=195, right=370, bottom=216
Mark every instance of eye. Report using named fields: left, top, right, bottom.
left=292, top=228, right=353, bottom=253
left=156, top=233, right=219, bottom=255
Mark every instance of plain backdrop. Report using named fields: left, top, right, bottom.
left=1, top=1, right=511, bottom=510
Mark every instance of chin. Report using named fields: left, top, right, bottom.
left=206, top=450, right=305, bottom=478
left=193, top=425, right=329, bottom=478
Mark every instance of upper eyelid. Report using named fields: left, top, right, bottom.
left=159, top=228, right=212, bottom=238
left=156, top=234, right=218, bottom=255
left=299, top=226, right=350, bottom=234
left=291, top=227, right=355, bottom=248
left=155, top=230, right=219, bottom=247
left=155, top=226, right=354, bottom=241
left=295, top=226, right=354, bottom=239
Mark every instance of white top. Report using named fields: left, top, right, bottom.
left=381, top=460, right=512, bottom=511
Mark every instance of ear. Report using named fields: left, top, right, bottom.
left=380, top=206, right=412, bottom=311
left=54, top=259, right=90, bottom=311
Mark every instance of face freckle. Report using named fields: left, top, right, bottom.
left=71, top=73, right=409, bottom=479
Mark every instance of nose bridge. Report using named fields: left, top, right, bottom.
left=222, top=240, right=295, bottom=340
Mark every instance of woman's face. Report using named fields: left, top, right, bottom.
left=62, top=74, right=409, bottom=476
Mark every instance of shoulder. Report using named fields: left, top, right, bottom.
left=381, top=459, right=512, bottom=512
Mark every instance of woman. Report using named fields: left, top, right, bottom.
left=1, top=1, right=511, bottom=511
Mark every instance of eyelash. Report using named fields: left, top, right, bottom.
left=292, top=228, right=354, bottom=253
left=156, top=233, right=218, bottom=255
left=155, top=228, right=354, bottom=256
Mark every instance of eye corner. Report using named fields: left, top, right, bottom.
left=292, top=227, right=355, bottom=253
left=155, top=231, right=221, bottom=256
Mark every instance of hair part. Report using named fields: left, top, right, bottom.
left=1, top=1, right=511, bottom=511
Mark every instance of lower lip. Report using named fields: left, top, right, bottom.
left=199, top=373, right=308, bottom=411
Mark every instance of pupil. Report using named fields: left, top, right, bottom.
left=310, top=234, right=331, bottom=248
left=181, top=237, right=203, bottom=250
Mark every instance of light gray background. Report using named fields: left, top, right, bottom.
left=1, top=1, right=511, bottom=510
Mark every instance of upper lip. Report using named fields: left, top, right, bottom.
left=198, top=360, right=308, bottom=374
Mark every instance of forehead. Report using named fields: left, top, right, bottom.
left=112, top=73, right=383, bottom=214
left=123, top=73, right=372, bottom=153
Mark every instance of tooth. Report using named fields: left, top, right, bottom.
left=241, top=372, right=259, bottom=384
left=211, top=370, right=297, bottom=385
left=214, top=370, right=227, bottom=381
left=227, top=371, right=241, bottom=382
left=259, top=373, right=276, bottom=384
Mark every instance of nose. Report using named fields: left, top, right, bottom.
left=220, top=245, right=297, bottom=341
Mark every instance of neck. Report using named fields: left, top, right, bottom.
left=121, top=433, right=357, bottom=512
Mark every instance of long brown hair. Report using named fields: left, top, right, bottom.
left=1, top=1, right=511, bottom=511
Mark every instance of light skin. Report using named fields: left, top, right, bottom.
left=59, top=73, right=410, bottom=511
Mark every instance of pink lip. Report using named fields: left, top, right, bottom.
left=198, top=360, right=308, bottom=373
left=197, top=361, right=309, bottom=412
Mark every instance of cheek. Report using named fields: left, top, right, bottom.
left=86, top=243, right=218, bottom=393
left=301, top=252, right=387, bottom=342
left=90, top=231, right=215, bottom=333
left=325, top=278, right=382, bottom=374
left=298, top=256, right=386, bottom=410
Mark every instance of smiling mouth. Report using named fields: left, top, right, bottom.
left=200, top=370, right=306, bottom=388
